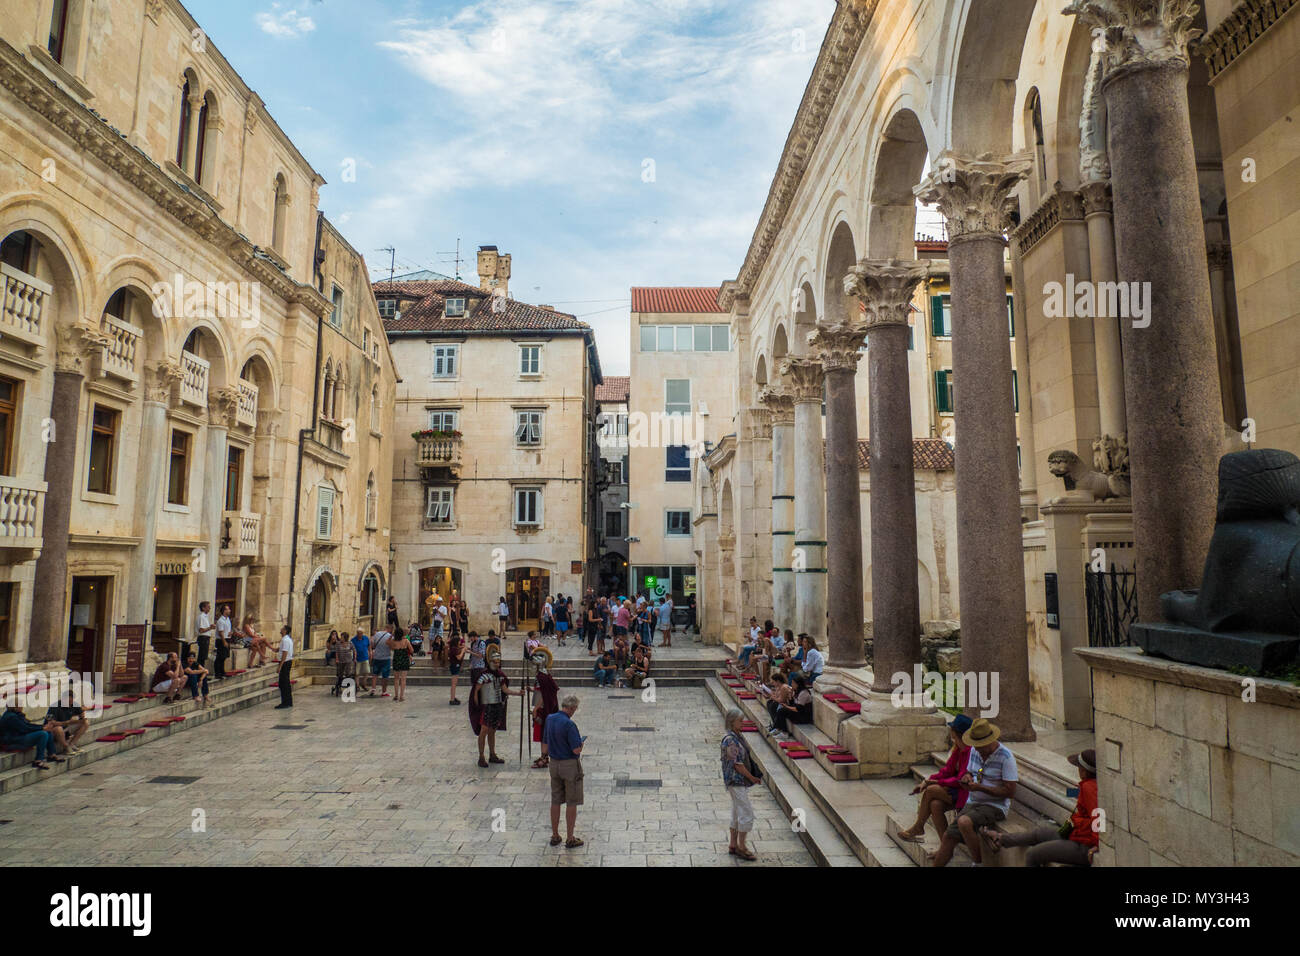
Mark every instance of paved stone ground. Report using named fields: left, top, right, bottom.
left=0, top=682, right=812, bottom=867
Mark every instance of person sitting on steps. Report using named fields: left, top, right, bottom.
left=897, top=714, right=973, bottom=843
left=932, top=718, right=1019, bottom=867
left=980, top=748, right=1099, bottom=866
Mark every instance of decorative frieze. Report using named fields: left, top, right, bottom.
left=1199, top=0, right=1297, bottom=79
left=1012, top=184, right=1086, bottom=254
left=916, top=151, right=1032, bottom=244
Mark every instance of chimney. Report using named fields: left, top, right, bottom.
left=477, top=245, right=511, bottom=297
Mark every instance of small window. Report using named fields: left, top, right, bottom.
left=427, top=409, right=459, bottom=432
left=444, top=297, right=466, bottom=318
left=515, top=409, right=543, bottom=446
left=377, top=299, right=397, bottom=318
left=665, top=445, right=690, bottom=482
left=519, top=345, right=541, bottom=376
left=365, top=476, right=378, bottom=529
left=606, top=459, right=625, bottom=485
left=0, top=582, right=12, bottom=652
left=514, top=486, right=542, bottom=527
left=426, top=486, right=454, bottom=524
left=665, top=510, right=691, bottom=536
left=694, top=325, right=712, bottom=352
left=432, top=344, right=458, bottom=378
left=166, top=430, right=191, bottom=505
left=665, top=379, right=691, bottom=415
left=87, top=405, right=119, bottom=494
left=676, top=326, right=694, bottom=351
left=639, top=326, right=657, bottom=352
left=317, top=485, right=335, bottom=540
left=362, top=329, right=371, bottom=354
left=935, top=369, right=955, bottom=415
left=712, top=325, right=730, bottom=351
left=224, top=445, right=243, bottom=512
left=930, top=295, right=953, bottom=337
left=48, top=0, right=71, bottom=64
left=1012, top=369, right=1020, bottom=413
left=330, top=286, right=343, bottom=328
left=657, top=326, right=675, bottom=351
left=605, top=511, right=622, bottom=538
left=1008, top=295, right=1015, bottom=338
left=0, top=376, right=19, bottom=477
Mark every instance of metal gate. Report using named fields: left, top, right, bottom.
left=1084, top=566, right=1139, bottom=647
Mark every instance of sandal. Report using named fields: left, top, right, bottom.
left=488, top=755, right=504, bottom=764
left=735, top=848, right=757, bottom=861
left=549, top=834, right=563, bottom=846
left=478, top=758, right=489, bottom=768
left=565, top=837, right=584, bottom=849
left=33, top=761, right=49, bottom=770
left=896, top=829, right=925, bottom=843
left=980, top=827, right=1003, bottom=853
left=532, top=757, right=549, bottom=769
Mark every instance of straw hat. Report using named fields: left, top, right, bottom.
left=961, top=717, right=1001, bottom=748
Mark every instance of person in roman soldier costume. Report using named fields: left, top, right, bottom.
left=529, top=646, right=560, bottom=768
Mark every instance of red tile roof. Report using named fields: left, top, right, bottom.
left=375, top=279, right=590, bottom=334
left=595, top=376, right=629, bottom=402
left=630, top=286, right=724, bottom=314
left=852, top=438, right=955, bottom=472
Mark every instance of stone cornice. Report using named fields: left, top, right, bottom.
left=718, top=2, right=878, bottom=311
left=0, top=39, right=331, bottom=319
left=1198, top=0, right=1298, bottom=80
left=1065, top=0, right=1203, bottom=80
left=1012, top=183, right=1086, bottom=255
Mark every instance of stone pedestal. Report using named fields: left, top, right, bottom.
left=840, top=692, right=952, bottom=778
left=781, top=357, right=827, bottom=646
left=1066, top=0, right=1225, bottom=622
left=1080, top=646, right=1300, bottom=866
left=917, top=152, right=1035, bottom=741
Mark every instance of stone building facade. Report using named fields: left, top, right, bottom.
left=0, top=0, right=397, bottom=683
left=378, top=263, right=603, bottom=635
left=594, top=375, right=629, bottom=595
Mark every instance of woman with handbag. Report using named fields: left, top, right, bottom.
left=720, top=708, right=762, bottom=861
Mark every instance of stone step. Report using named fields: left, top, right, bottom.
left=885, top=804, right=1046, bottom=867
left=0, top=679, right=290, bottom=795
left=924, top=747, right=1073, bottom=826
left=702, top=679, right=863, bottom=867
left=706, top=677, right=914, bottom=867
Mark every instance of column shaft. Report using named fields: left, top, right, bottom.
left=1083, top=185, right=1128, bottom=438
left=771, top=421, right=795, bottom=630
left=790, top=394, right=827, bottom=644
left=126, top=399, right=169, bottom=624
left=823, top=365, right=865, bottom=668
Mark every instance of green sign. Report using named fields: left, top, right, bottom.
left=644, top=575, right=658, bottom=588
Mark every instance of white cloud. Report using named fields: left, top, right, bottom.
left=255, top=5, right=316, bottom=39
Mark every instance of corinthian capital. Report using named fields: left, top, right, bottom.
left=1064, top=0, right=1202, bottom=77
left=758, top=385, right=795, bottom=426
left=844, top=258, right=930, bottom=330
left=146, top=361, right=185, bottom=405
left=914, top=151, right=1031, bottom=243
left=54, top=324, right=111, bottom=375
left=779, top=356, right=825, bottom=403
left=808, top=322, right=867, bottom=373
left=208, top=386, right=241, bottom=427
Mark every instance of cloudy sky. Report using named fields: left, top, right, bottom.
left=186, top=0, right=840, bottom=374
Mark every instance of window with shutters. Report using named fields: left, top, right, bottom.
left=930, top=294, right=953, bottom=338
left=519, top=345, right=542, bottom=377
left=426, top=486, right=453, bottom=525
left=1008, top=295, right=1015, bottom=337
left=431, top=344, right=458, bottom=379
left=167, top=429, right=191, bottom=506
left=935, top=369, right=955, bottom=414
left=427, top=408, right=459, bottom=432
left=316, top=484, right=336, bottom=540
left=665, top=445, right=691, bottom=482
left=515, top=409, right=543, bottom=446
left=514, top=486, right=542, bottom=527
left=1012, top=369, right=1019, bottom=413
left=665, top=379, right=691, bottom=415
left=665, top=510, right=691, bottom=536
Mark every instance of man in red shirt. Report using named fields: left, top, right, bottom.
left=981, top=748, right=1099, bottom=866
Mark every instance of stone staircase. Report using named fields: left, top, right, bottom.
left=707, top=652, right=1078, bottom=867
left=0, top=664, right=301, bottom=796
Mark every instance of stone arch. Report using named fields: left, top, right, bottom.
left=178, top=319, right=232, bottom=390
left=772, top=321, right=790, bottom=362
left=1023, top=87, right=1049, bottom=204
left=754, top=351, right=768, bottom=387
left=237, top=343, right=281, bottom=411
left=719, top=479, right=734, bottom=537
left=1054, top=16, right=1101, bottom=193
left=98, top=255, right=170, bottom=364
left=271, top=171, right=290, bottom=252
left=195, top=88, right=220, bottom=188
left=866, top=107, right=931, bottom=259
left=792, top=279, right=818, bottom=355
left=822, top=220, right=858, bottom=327
left=176, top=66, right=201, bottom=170
left=0, top=194, right=92, bottom=336
left=945, top=0, right=1040, bottom=154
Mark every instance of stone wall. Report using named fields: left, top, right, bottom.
left=1081, top=646, right=1300, bottom=866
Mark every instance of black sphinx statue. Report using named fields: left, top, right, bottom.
left=1133, top=448, right=1300, bottom=672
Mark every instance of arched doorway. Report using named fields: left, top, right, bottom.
left=417, top=565, right=463, bottom=628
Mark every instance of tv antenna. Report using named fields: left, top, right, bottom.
left=437, top=238, right=464, bottom=281
left=378, top=246, right=396, bottom=282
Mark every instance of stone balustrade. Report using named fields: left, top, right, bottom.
left=179, top=349, right=209, bottom=408
left=1, top=262, right=51, bottom=350
left=95, top=313, right=143, bottom=385
left=0, top=476, right=46, bottom=548
left=236, top=379, right=258, bottom=428
left=221, top=510, right=260, bottom=560
left=416, top=434, right=463, bottom=472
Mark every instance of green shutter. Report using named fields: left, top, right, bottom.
left=1012, top=369, right=1019, bottom=412
left=935, top=370, right=950, bottom=413
left=1008, top=296, right=1015, bottom=337
left=930, top=295, right=944, bottom=337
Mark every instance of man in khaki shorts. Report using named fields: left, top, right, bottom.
left=542, top=694, right=585, bottom=848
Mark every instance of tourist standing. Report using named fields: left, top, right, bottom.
left=386, top=596, right=399, bottom=631
left=389, top=628, right=413, bottom=702
left=446, top=630, right=464, bottom=705
left=497, top=595, right=510, bottom=633
left=274, top=625, right=294, bottom=709
left=721, top=708, right=761, bottom=860
left=370, top=625, right=393, bottom=698
left=542, top=595, right=555, bottom=638
left=214, top=604, right=233, bottom=678
left=331, top=630, right=356, bottom=697
left=351, top=628, right=372, bottom=695
left=585, top=600, right=601, bottom=655
left=194, top=601, right=215, bottom=669
left=543, top=694, right=585, bottom=848
left=657, top=596, right=674, bottom=648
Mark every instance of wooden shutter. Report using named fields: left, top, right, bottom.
left=930, top=295, right=945, bottom=336
left=934, top=370, right=950, bottom=413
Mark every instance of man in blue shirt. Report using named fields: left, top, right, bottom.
left=543, top=695, right=585, bottom=848
left=351, top=629, right=371, bottom=696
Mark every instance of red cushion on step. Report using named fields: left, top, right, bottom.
left=113, top=697, right=141, bottom=703
left=787, top=751, right=813, bottom=759
left=837, top=702, right=862, bottom=714
left=737, top=693, right=757, bottom=699
left=778, top=741, right=804, bottom=749
left=740, top=673, right=758, bottom=679
left=823, top=693, right=850, bottom=701
left=142, top=693, right=158, bottom=698
left=143, top=721, right=171, bottom=727
left=96, top=734, right=127, bottom=742
left=827, top=754, right=858, bottom=763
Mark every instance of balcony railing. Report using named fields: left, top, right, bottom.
left=93, top=313, right=143, bottom=386
left=416, top=434, right=463, bottom=472
left=179, top=349, right=209, bottom=408
left=1, top=262, right=51, bottom=350
left=0, top=476, right=46, bottom=549
left=221, top=510, right=260, bottom=560
left=236, top=379, right=258, bottom=428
